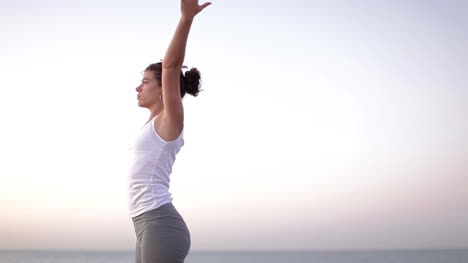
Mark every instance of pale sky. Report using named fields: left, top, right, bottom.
left=0, top=0, right=467, bottom=251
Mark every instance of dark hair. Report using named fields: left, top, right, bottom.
left=145, top=62, right=202, bottom=98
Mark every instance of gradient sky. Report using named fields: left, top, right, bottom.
left=0, top=0, right=467, bottom=251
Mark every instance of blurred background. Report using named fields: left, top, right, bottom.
left=0, top=0, right=467, bottom=251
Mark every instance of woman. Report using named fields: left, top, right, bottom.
left=128, top=1, right=211, bottom=262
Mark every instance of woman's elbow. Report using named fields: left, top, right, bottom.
left=162, top=58, right=183, bottom=70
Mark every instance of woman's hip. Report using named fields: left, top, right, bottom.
left=132, top=202, right=190, bottom=239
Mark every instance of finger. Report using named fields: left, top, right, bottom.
left=199, top=2, right=211, bottom=11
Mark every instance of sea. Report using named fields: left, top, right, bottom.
left=0, top=250, right=467, bottom=263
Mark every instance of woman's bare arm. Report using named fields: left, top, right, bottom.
left=160, top=0, right=211, bottom=136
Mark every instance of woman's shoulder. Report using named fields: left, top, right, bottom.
left=153, top=114, right=184, bottom=143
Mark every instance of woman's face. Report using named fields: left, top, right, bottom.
left=136, top=70, right=162, bottom=108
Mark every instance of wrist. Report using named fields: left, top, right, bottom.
left=180, top=16, right=194, bottom=24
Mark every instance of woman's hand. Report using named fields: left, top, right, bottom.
left=181, top=0, right=211, bottom=21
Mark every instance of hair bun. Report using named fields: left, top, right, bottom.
left=184, top=67, right=202, bottom=97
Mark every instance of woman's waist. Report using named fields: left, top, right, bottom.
left=131, top=202, right=185, bottom=224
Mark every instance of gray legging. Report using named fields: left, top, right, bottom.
left=132, top=202, right=191, bottom=263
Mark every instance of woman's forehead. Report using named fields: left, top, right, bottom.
left=141, top=70, right=155, bottom=80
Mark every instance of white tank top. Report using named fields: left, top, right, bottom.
left=127, top=115, right=184, bottom=218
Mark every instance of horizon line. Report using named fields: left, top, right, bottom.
left=1, top=248, right=467, bottom=252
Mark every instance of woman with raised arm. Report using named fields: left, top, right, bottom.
left=128, top=1, right=211, bottom=262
